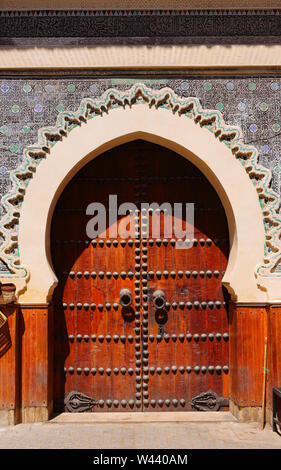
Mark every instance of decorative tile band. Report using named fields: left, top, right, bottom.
left=0, top=83, right=280, bottom=279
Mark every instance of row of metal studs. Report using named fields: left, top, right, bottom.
left=64, top=365, right=229, bottom=375
left=66, top=269, right=223, bottom=278
left=96, top=399, right=187, bottom=408
left=147, top=270, right=223, bottom=278
left=140, top=201, right=150, bottom=407
left=97, top=399, right=187, bottom=408
left=68, top=271, right=135, bottom=279
left=67, top=398, right=187, bottom=408
left=134, top=161, right=144, bottom=406
left=134, top=157, right=146, bottom=408
left=143, top=399, right=186, bottom=407
left=67, top=332, right=229, bottom=342
left=61, top=300, right=225, bottom=310
left=63, top=271, right=225, bottom=280
left=134, top=164, right=149, bottom=407
left=68, top=334, right=135, bottom=342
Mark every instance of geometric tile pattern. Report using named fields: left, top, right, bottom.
left=0, top=78, right=281, bottom=278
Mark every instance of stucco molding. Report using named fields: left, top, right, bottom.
left=2, top=45, right=281, bottom=69
left=0, top=84, right=279, bottom=301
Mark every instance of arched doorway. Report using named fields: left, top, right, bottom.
left=51, top=139, right=230, bottom=413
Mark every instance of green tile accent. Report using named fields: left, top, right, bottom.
left=259, top=103, right=268, bottom=112
left=10, top=145, right=19, bottom=154
left=203, top=83, right=212, bottom=91
left=23, top=84, right=32, bottom=93
left=248, top=82, right=257, bottom=91
left=0, top=125, right=8, bottom=134
left=272, top=123, right=280, bottom=133
left=67, top=84, right=76, bottom=93
left=216, top=102, right=224, bottom=111
left=11, top=104, right=20, bottom=113
left=56, top=104, right=65, bottom=112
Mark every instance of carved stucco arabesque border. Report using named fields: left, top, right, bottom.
left=0, top=84, right=280, bottom=288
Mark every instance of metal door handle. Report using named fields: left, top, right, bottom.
left=152, top=290, right=166, bottom=309
left=119, top=288, right=133, bottom=307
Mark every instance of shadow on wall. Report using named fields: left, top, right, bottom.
left=0, top=320, right=11, bottom=358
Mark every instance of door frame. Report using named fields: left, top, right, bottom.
left=51, top=139, right=231, bottom=414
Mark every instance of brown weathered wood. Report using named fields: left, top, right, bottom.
left=52, top=144, right=140, bottom=412
left=267, top=306, right=281, bottom=413
left=143, top=142, right=229, bottom=411
left=20, top=305, right=52, bottom=416
left=261, top=337, right=268, bottom=429
left=51, top=140, right=230, bottom=412
left=229, top=305, right=266, bottom=407
left=0, top=305, right=18, bottom=417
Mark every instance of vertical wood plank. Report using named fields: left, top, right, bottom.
left=229, top=304, right=266, bottom=407
left=0, top=305, right=18, bottom=417
left=267, top=306, right=281, bottom=411
left=20, top=305, right=51, bottom=414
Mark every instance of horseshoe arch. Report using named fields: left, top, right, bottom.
left=0, top=85, right=280, bottom=303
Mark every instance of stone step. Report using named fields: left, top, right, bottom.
left=49, top=411, right=236, bottom=424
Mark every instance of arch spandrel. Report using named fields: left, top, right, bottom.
left=0, top=84, right=279, bottom=302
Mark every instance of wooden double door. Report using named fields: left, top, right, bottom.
left=52, top=140, right=229, bottom=413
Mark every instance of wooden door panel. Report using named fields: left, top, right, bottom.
left=141, top=140, right=229, bottom=412
left=52, top=145, right=141, bottom=413
left=52, top=139, right=229, bottom=413
left=53, top=243, right=139, bottom=412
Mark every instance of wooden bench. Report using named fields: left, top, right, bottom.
left=273, top=387, right=281, bottom=433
